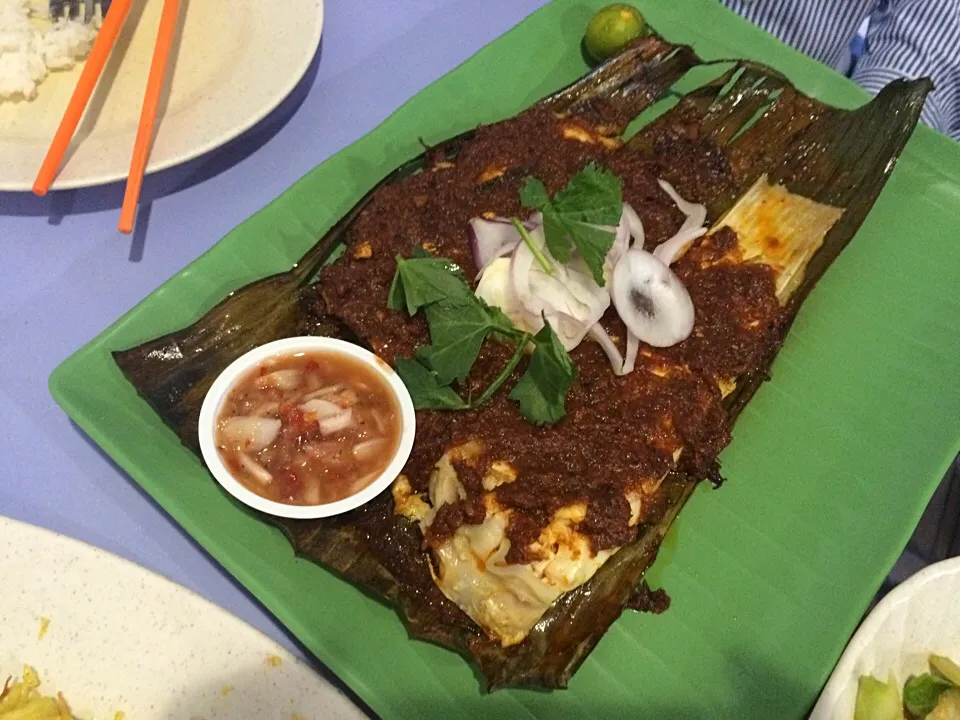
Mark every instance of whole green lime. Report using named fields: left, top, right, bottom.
left=584, top=4, right=647, bottom=63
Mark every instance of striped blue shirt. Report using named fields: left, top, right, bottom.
left=720, top=0, right=960, bottom=140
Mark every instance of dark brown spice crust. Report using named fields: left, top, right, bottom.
left=626, top=580, right=672, bottom=614
left=318, top=106, right=785, bottom=561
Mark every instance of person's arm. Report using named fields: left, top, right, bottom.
left=852, top=0, right=960, bottom=140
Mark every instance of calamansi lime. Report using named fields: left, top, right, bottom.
left=584, top=4, right=647, bottom=63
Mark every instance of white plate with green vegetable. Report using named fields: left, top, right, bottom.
left=811, top=556, right=960, bottom=720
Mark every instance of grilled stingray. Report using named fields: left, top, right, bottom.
left=113, top=34, right=930, bottom=690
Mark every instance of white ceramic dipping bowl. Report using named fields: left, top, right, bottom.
left=198, top=336, right=415, bottom=519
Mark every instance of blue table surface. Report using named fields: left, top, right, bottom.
left=0, top=0, right=548, bottom=707
left=2, top=0, right=953, bottom=714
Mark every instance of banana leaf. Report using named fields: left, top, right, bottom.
left=112, top=32, right=930, bottom=691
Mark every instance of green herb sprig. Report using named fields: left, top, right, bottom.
left=519, top=162, right=622, bottom=286
left=388, top=255, right=575, bottom=424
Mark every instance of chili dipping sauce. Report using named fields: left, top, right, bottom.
left=215, top=351, right=402, bottom=506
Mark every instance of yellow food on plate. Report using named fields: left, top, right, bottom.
left=0, top=665, right=72, bottom=719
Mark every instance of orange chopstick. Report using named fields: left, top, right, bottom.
left=33, top=0, right=136, bottom=197
left=118, top=0, right=182, bottom=234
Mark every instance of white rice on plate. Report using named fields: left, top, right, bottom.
left=0, top=0, right=99, bottom=101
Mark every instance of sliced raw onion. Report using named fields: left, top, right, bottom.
left=611, top=248, right=695, bottom=347
left=251, top=400, right=280, bottom=417
left=588, top=324, right=624, bottom=373
left=220, top=417, right=281, bottom=452
left=603, top=203, right=644, bottom=276
left=658, top=179, right=707, bottom=234
left=469, top=216, right=536, bottom=276
left=335, top=388, right=359, bottom=407
left=300, top=398, right=343, bottom=419
left=544, top=311, right=593, bottom=350
left=474, top=257, right=528, bottom=330
left=507, top=222, right=539, bottom=316
left=564, top=255, right=611, bottom=312
left=508, top=225, right=610, bottom=350
left=653, top=225, right=708, bottom=266
left=622, top=331, right=640, bottom=375
left=237, top=452, right=273, bottom=485
left=621, top=202, right=645, bottom=249
left=471, top=199, right=695, bottom=377
left=318, top=408, right=353, bottom=436
left=654, top=180, right=708, bottom=266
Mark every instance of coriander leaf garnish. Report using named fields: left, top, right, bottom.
left=509, top=321, right=578, bottom=425
left=387, top=252, right=576, bottom=424
left=521, top=178, right=573, bottom=264
left=510, top=217, right=554, bottom=274
left=387, top=265, right=406, bottom=312
left=520, top=162, right=623, bottom=285
left=468, top=334, right=531, bottom=408
left=518, top=175, right=550, bottom=209
left=568, top=223, right=618, bottom=286
left=417, top=299, right=517, bottom=385
left=387, top=255, right=471, bottom=316
left=394, top=358, right=468, bottom=410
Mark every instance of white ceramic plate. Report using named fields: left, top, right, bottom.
left=810, top=556, right=960, bottom=719
left=0, top=515, right=367, bottom=720
left=0, top=0, right=323, bottom=191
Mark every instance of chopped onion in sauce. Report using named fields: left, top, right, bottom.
left=335, top=388, right=359, bottom=407
left=318, top=408, right=354, bottom=436
left=220, top=416, right=281, bottom=452
left=353, top=438, right=386, bottom=462
left=255, top=369, right=303, bottom=391
left=216, top=352, right=401, bottom=507
left=237, top=451, right=273, bottom=485
left=300, top=398, right=343, bottom=419
left=300, top=385, right=345, bottom=402
left=302, top=482, right=321, bottom=505
left=251, top=400, right=281, bottom=417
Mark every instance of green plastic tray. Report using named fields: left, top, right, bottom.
left=49, top=1, right=960, bottom=717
